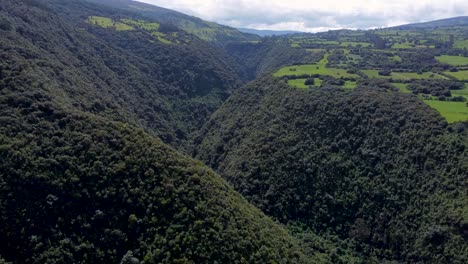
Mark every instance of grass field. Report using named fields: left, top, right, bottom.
left=340, top=41, right=371, bottom=47
left=444, top=70, right=468, bottom=80
left=424, top=100, right=468, bottom=123
left=275, top=54, right=359, bottom=78
left=454, top=40, right=468, bottom=49
left=362, top=70, right=447, bottom=80
left=343, top=81, right=357, bottom=89
left=87, top=16, right=134, bottom=31
left=436, top=55, right=468, bottom=66
left=452, top=83, right=468, bottom=98
left=287, top=78, right=323, bottom=88
left=392, top=83, right=411, bottom=93
left=392, top=42, right=414, bottom=49
left=121, top=19, right=160, bottom=31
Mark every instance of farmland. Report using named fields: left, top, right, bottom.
left=274, top=54, right=359, bottom=78
left=436, top=55, right=468, bottom=66
left=424, top=100, right=468, bottom=122
left=86, top=16, right=173, bottom=43
left=269, top=23, right=468, bottom=122
left=444, top=70, right=468, bottom=80
left=362, top=70, right=447, bottom=80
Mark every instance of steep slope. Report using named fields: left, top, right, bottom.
left=84, top=0, right=260, bottom=43
left=0, top=90, right=309, bottom=264
left=0, top=1, right=314, bottom=263
left=0, top=0, right=242, bottom=149
left=224, top=39, right=324, bottom=80
left=194, top=77, right=468, bottom=263
left=395, top=16, right=468, bottom=29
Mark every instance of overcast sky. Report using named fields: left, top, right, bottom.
left=136, top=0, right=468, bottom=32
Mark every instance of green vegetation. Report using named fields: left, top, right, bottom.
left=424, top=100, right=468, bottom=122
left=87, top=16, right=114, bottom=28
left=452, top=83, right=468, bottom=98
left=87, top=16, right=134, bottom=31
left=87, top=0, right=260, bottom=43
left=121, top=18, right=160, bottom=31
left=392, top=82, right=411, bottom=93
left=340, top=41, right=371, bottom=47
left=195, top=77, right=467, bottom=263
left=274, top=55, right=359, bottom=78
left=444, top=70, right=468, bottom=80
left=1, top=0, right=467, bottom=263
left=288, top=78, right=323, bottom=88
left=0, top=1, right=311, bottom=263
left=87, top=16, right=174, bottom=43
left=343, top=80, right=357, bottom=88
left=454, top=39, right=468, bottom=49
left=362, top=70, right=447, bottom=80
left=436, top=55, right=468, bottom=66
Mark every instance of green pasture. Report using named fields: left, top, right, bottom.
left=444, top=70, right=468, bottom=80
left=87, top=16, right=134, bottom=31
left=454, top=40, right=468, bottom=49
left=424, top=100, right=468, bottom=123
left=120, top=19, right=160, bottom=31
left=436, top=55, right=468, bottom=66
left=274, top=54, right=359, bottom=78
left=362, top=70, right=447, bottom=80
left=340, top=41, right=371, bottom=47
left=452, top=84, right=468, bottom=98
left=392, top=83, right=411, bottom=93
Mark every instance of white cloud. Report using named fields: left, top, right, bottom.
left=135, top=0, right=468, bottom=32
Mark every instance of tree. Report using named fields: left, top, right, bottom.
left=304, top=78, right=315, bottom=86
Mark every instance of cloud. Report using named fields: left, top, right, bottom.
left=136, top=0, right=468, bottom=32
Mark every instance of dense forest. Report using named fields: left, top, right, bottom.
left=0, top=0, right=467, bottom=263
left=194, top=78, right=467, bottom=263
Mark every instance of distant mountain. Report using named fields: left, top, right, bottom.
left=85, top=0, right=260, bottom=42
left=394, top=16, right=468, bottom=29
left=238, top=28, right=304, bottom=37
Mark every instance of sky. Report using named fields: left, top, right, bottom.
left=136, top=0, right=468, bottom=32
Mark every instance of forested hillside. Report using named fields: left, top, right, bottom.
left=0, top=0, right=244, bottom=149
left=0, top=0, right=315, bottom=263
left=84, top=0, right=260, bottom=43
left=0, top=85, right=310, bottom=263
left=194, top=77, right=468, bottom=263
left=0, top=0, right=467, bottom=263
left=224, top=39, right=324, bottom=80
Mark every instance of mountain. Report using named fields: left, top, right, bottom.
left=0, top=0, right=314, bottom=263
left=394, top=16, right=468, bottom=29
left=84, top=0, right=260, bottom=43
left=5, top=0, right=248, bottom=149
left=238, top=28, right=304, bottom=37
left=193, top=77, right=468, bottom=263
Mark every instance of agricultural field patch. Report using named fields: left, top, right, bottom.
left=287, top=78, right=322, bottom=88
left=340, top=41, right=371, bottom=47
left=86, top=16, right=174, bottom=43
left=444, top=70, right=468, bottom=80
left=275, top=64, right=357, bottom=78
left=87, top=16, right=134, bottom=31
left=454, top=40, right=468, bottom=49
left=121, top=19, right=160, bottom=31
left=423, top=100, right=468, bottom=123
left=275, top=54, right=359, bottom=78
left=436, top=55, right=468, bottom=66
left=362, top=70, right=447, bottom=80
left=452, top=83, right=468, bottom=98
left=392, top=83, right=411, bottom=93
